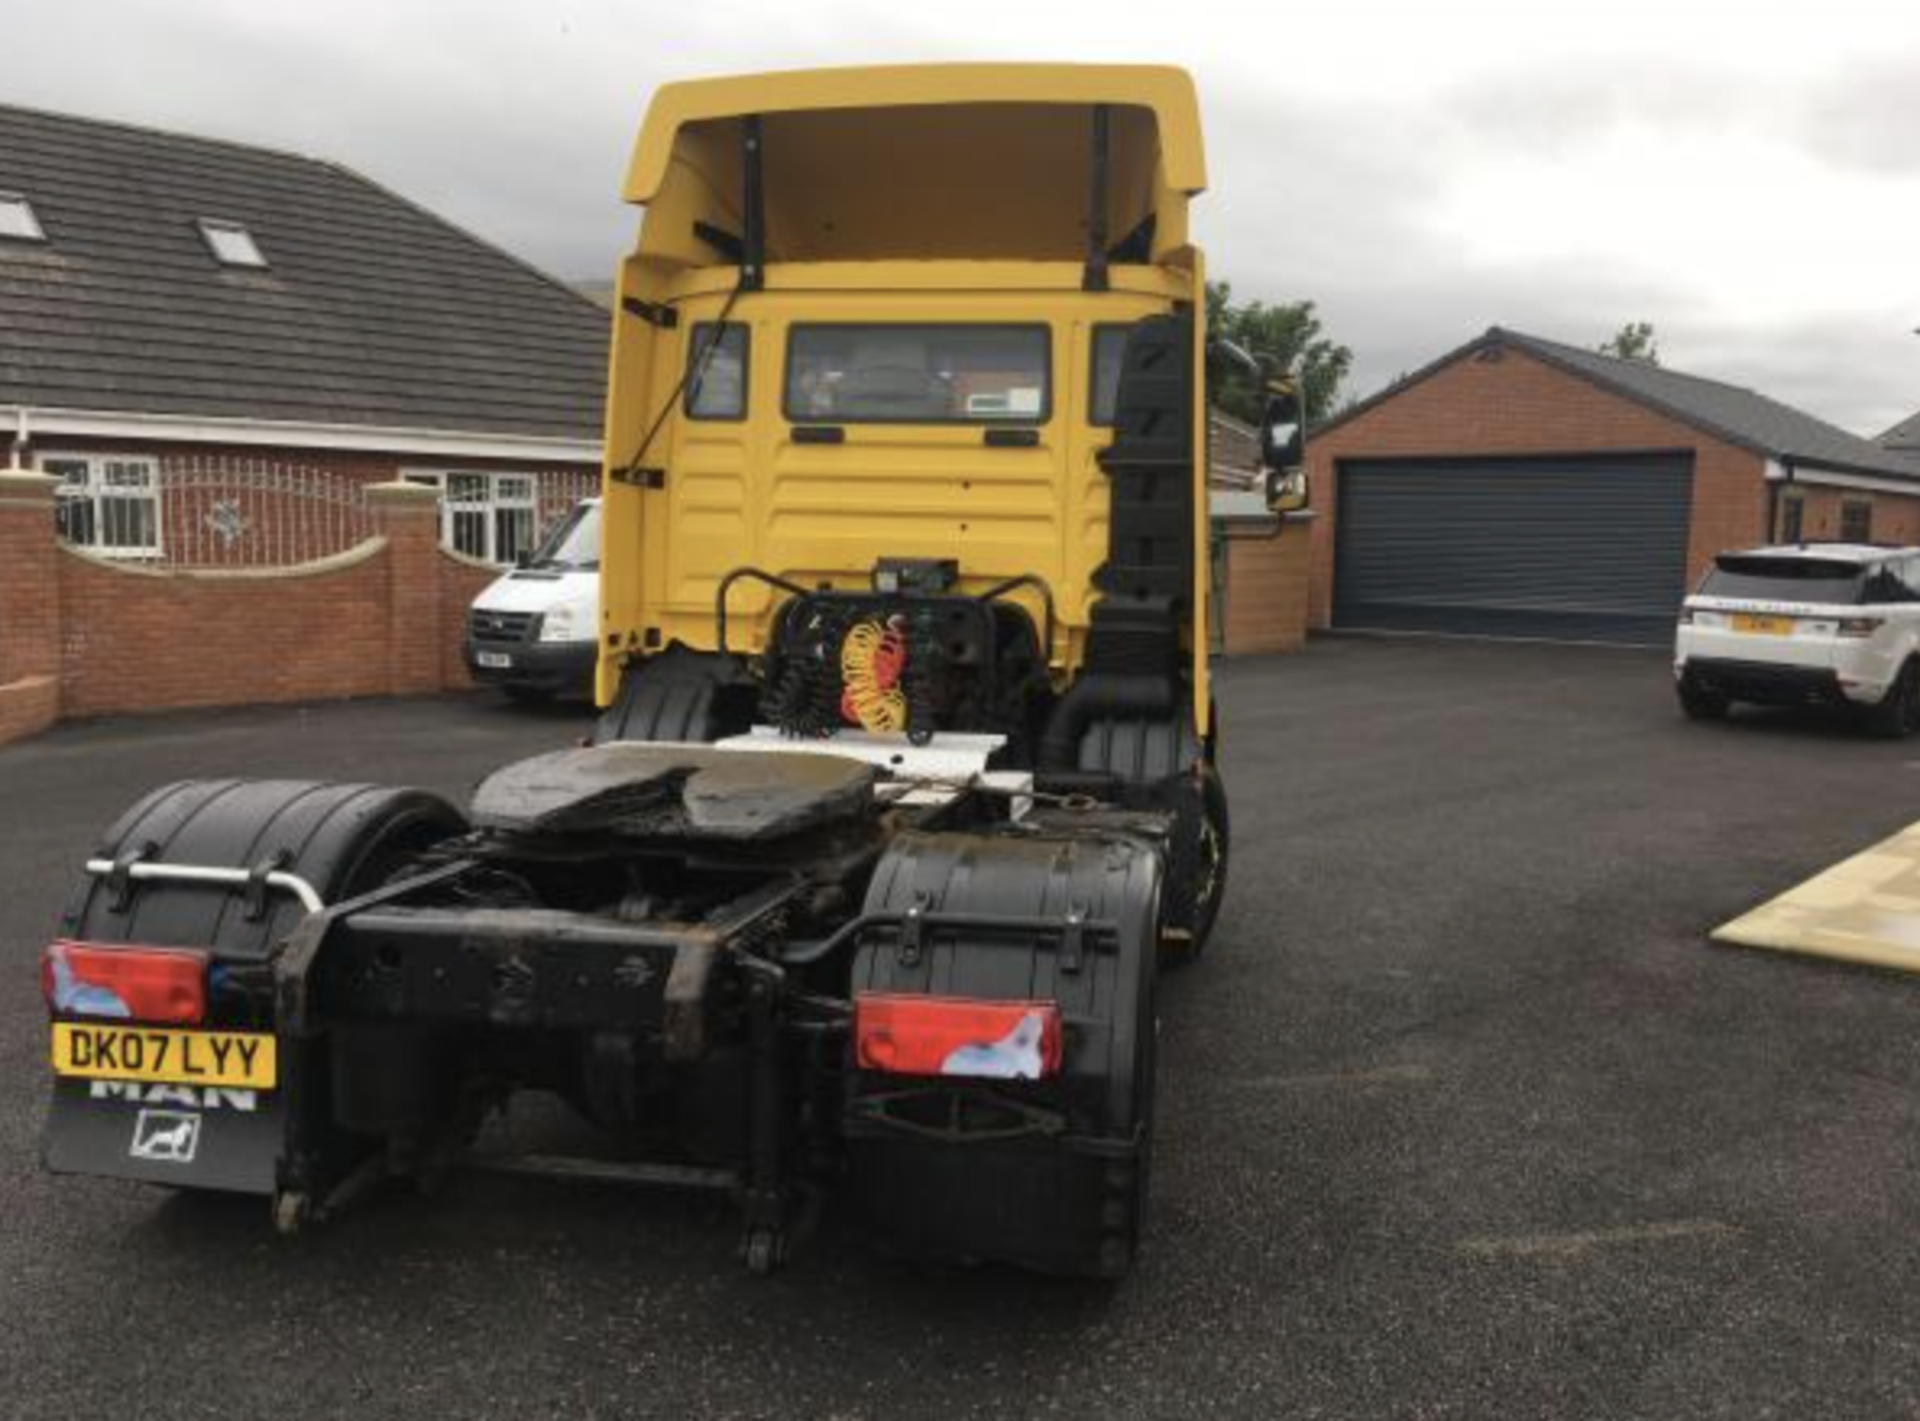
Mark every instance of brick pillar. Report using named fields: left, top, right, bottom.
left=366, top=480, right=445, bottom=696
left=0, top=470, right=63, bottom=685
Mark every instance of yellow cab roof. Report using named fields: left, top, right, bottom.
left=624, top=63, right=1206, bottom=204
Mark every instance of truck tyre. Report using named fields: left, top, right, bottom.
left=845, top=830, right=1163, bottom=1278
left=1072, top=714, right=1226, bottom=964
left=593, top=646, right=756, bottom=745
left=1863, top=660, right=1920, bottom=740
left=1677, top=671, right=1730, bottom=723
left=45, top=781, right=466, bottom=1201
left=64, top=779, right=467, bottom=961
left=1164, top=762, right=1229, bottom=968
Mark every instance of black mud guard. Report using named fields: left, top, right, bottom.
left=1055, top=712, right=1224, bottom=957
left=845, top=829, right=1163, bottom=1277
left=593, top=644, right=757, bottom=745
left=44, top=780, right=465, bottom=1197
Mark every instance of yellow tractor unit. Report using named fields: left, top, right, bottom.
left=40, top=65, right=1305, bottom=1276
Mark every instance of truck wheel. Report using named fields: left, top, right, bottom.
left=846, top=831, right=1162, bottom=1278
left=1677, top=671, right=1730, bottom=722
left=65, top=780, right=467, bottom=958
left=1067, top=715, right=1227, bottom=965
left=44, top=781, right=467, bottom=1203
left=593, top=646, right=756, bottom=744
left=1864, top=660, right=1920, bottom=740
left=1163, top=762, right=1229, bottom=968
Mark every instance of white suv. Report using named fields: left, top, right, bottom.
left=1675, top=544, right=1920, bottom=737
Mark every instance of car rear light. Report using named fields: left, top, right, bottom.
left=853, top=993, right=1063, bottom=1080
left=1837, top=617, right=1883, bottom=639
left=41, top=940, right=207, bottom=1024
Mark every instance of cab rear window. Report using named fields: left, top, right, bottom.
left=784, top=324, right=1048, bottom=424
left=1699, top=556, right=1864, bottom=605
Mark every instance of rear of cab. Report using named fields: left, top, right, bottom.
left=595, top=65, right=1213, bottom=728
left=1676, top=546, right=1920, bottom=707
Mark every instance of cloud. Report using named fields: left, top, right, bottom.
left=1802, top=54, right=1920, bottom=177
left=6, top=0, right=1920, bottom=431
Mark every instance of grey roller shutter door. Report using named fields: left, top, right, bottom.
left=1332, top=454, right=1693, bottom=644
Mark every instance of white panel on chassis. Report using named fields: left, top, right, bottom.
left=711, top=727, right=1033, bottom=815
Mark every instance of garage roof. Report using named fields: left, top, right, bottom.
left=1322, top=327, right=1920, bottom=482
left=1882, top=409, right=1920, bottom=452
left=0, top=103, right=609, bottom=445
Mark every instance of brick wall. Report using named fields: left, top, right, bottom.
left=58, top=540, right=393, bottom=717
left=440, top=553, right=500, bottom=691
left=0, top=476, right=513, bottom=743
left=1304, top=347, right=1770, bottom=627
left=1775, top=483, right=1920, bottom=545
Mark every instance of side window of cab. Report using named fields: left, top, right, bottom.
left=685, top=323, right=749, bottom=420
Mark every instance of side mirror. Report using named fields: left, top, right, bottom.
left=1260, top=382, right=1308, bottom=513
left=1267, top=467, right=1310, bottom=515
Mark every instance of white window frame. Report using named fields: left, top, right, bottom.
left=0, top=190, right=46, bottom=243
left=402, top=469, right=541, bottom=566
left=198, top=218, right=267, bottom=268
left=37, top=451, right=164, bottom=559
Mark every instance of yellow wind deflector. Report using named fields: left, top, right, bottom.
left=623, top=64, right=1204, bottom=266
left=1714, top=820, right=1920, bottom=974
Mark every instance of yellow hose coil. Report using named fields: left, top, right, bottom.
left=840, top=619, right=909, bottom=733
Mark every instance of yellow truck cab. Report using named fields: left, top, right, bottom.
left=599, top=64, right=1228, bottom=944
left=42, top=65, right=1276, bottom=1280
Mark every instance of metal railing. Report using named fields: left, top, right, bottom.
left=52, top=456, right=603, bottom=571
left=53, top=456, right=378, bottom=570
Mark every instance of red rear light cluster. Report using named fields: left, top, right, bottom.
left=1837, top=617, right=1883, bottom=639
left=41, top=940, right=207, bottom=1025
left=854, top=993, right=1062, bottom=1081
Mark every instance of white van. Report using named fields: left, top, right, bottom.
left=464, top=498, right=600, bottom=700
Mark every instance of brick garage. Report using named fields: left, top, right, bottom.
left=1305, top=328, right=1920, bottom=644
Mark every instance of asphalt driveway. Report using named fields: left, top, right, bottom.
left=1, top=639, right=1914, bottom=1420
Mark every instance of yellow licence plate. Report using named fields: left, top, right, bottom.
left=50, top=1023, right=277, bottom=1089
left=1732, top=613, right=1795, bottom=636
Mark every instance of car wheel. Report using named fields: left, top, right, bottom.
left=1677, top=671, right=1730, bottom=722
left=1864, top=661, right=1920, bottom=739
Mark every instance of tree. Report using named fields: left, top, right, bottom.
left=1598, top=321, right=1660, bottom=364
left=1205, top=281, right=1354, bottom=427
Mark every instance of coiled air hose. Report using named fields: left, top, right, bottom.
left=839, top=618, right=909, bottom=734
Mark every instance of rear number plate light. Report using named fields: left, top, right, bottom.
left=854, top=993, right=1063, bottom=1080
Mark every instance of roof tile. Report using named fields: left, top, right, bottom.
left=0, top=104, right=608, bottom=443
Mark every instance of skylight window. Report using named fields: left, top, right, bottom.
left=0, top=192, right=46, bottom=243
left=198, top=219, right=266, bottom=268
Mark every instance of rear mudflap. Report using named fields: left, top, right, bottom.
left=44, top=1077, right=285, bottom=1194
left=845, top=829, right=1164, bottom=1277
left=843, top=1087, right=1144, bottom=1276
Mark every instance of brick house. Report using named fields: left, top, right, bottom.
left=0, top=103, right=607, bottom=567
left=1304, top=328, right=1920, bottom=644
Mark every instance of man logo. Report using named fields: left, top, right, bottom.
left=130, top=1109, right=201, bottom=1164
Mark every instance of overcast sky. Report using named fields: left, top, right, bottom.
left=10, top=0, right=1920, bottom=432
